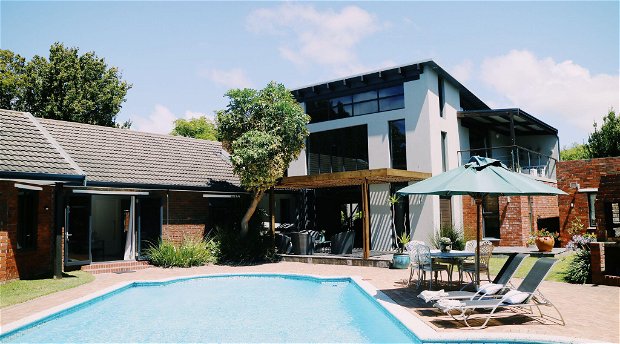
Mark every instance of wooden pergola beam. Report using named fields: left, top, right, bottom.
left=275, top=168, right=430, bottom=190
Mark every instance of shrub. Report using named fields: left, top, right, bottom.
left=214, top=219, right=277, bottom=264
left=145, top=238, right=218, bottom=268
left=564, top=249, right=591, bottom=284
left=430, top=224, right=465, bottom=250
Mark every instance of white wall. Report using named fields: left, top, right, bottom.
left=369, top=183, right=392, bottom=250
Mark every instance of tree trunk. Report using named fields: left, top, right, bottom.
left=240, top=190, right=265, bottom=237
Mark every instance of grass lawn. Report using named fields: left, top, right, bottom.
left=1, top=271, right=95, bottom=308
left=488, top=252, right=575, bottom=282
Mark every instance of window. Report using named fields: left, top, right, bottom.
left=441, top=131, right=448, bottom=172
left=390, top=183, right=410, bottom=237
left=307, top=125, right=369, bottom=175
left=438, top=76, right=445, bottom=117
left=306, top=84, right=404, bottom=123
left=482, top=196, right=500, bottom=238
left=17, top=189, right=38, bottom=250
left=440, top=196, right=452, bottom=229
left=389, top=119, right=407, bottom=170
left=587, top=193, right=597, bottom=227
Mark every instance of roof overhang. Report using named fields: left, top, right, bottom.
left=275, top=168, right=431, bottom=189
left=458, top=108, right=558, bottom=136
left=0, top=171, right=85, bottom=184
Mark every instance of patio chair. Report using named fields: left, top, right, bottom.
left=459, top=240, right=494, bottom=283
left=414, top=244, right=450, bottom=290
left=418, top=253, right=527, bottom=302
left=433, top=257, right=565, bottom=329
left=406, top=241, right=425, bottom=285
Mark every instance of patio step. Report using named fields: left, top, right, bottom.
left=81, top=260, right=151, bottom=274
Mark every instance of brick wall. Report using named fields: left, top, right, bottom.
left=159, top=191, right=210, bottom=244
left=462, top=191, right=559, bottom=247
left=0, top=181, right=55, bottom=282
left=557, top=157, right=620, bottom=243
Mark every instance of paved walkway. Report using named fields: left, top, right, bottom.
left=1, top=262, right=618, bottom=343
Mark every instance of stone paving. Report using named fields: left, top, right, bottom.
left=1, top=262, right=618, bottom=343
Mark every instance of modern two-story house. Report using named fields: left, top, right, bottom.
left=269, top=60, right=560, bottom=255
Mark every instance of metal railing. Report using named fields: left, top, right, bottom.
left=457, top=145, right=557, bottom=179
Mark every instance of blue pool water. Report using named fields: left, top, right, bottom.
left=1, top=275, right=420, bottom=343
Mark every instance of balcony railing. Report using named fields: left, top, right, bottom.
left=457, top=145, right=557, bottom=180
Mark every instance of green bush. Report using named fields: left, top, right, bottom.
left=430, top=224, right=465, bottom=250
left=564, top=249, right=591, bottom=284
left=145, top=238, right=219, bottom=268
left=214, top=223, right=277, bottom=264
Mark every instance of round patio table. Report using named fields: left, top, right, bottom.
left=430, top=250, right=475, bottom=286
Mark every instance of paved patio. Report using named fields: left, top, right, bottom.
left=1, top=262, right=618, bottom=343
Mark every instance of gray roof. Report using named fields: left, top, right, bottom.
left=0, top=109, right=240, bottom=190
left=39, top=118, right=240, bottom=190
left=0, top=109, right=83, bottom=180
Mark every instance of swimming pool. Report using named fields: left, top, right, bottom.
left=1, top=274, right=420, bottom=343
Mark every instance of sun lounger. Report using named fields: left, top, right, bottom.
left=432, top=257, right=565, bottom=329
left=418, top=253, right=527, bottom=302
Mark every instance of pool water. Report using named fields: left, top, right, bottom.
left=1, top=275, right=420, bottom=343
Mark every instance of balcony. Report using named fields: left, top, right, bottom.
left=457, top=145, right=558, bottom=180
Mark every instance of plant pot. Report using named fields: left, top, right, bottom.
left=440, top=244, right=452, bottom=253
left=535, top=236, right=554, bottom=252
left=330, top=231, right=355, bottom=255
left=392, top=253, right=410, bottom=269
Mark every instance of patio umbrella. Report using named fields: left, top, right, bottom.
left=396, top=156, right=566, bottom=285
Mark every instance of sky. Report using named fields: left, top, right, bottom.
left=2, top=1, right=619, bottom=146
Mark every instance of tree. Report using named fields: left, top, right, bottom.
left=216, top=82, right=310, bottom=236
left=587, top=109, right=620, bottom=158
left=0, top=42, right=131, bottom=127
left=560, top=143, right=589, bottom=161
left=171, top=116, right=217, bottom=141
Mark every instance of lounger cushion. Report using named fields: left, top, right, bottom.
left=503, top=290, right=529, bottom=304
left=477, top=283, right=503, bottom=295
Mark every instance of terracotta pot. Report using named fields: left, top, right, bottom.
left=535, top=236, right=554, bottom=252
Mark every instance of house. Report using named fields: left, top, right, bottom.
left=269, top=60, right=561, bottom=256
left=0, top=109, right=241, bottom=281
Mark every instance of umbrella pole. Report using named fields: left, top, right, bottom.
left=475, top=197, right=482, bottom=286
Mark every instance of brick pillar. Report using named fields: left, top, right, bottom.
left=589, top=242, right=604, bottom=284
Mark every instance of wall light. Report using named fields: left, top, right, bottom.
left=570, top=202, right=574, bottom=208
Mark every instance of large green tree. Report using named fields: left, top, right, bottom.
left=216, top=82, right=310, bottom=236
left=171, top=116, right=217, bottom=141
left=587, top=109, right=620, bottom=158
left=0, top=43, right=131, bottom=127
left=560, top=143, right=589, bottom=161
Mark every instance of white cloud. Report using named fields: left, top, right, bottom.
left=247, top=4, right=382, bottom=71
left=199, top=68, right=253, bottom=89
left=450, top=60, right=473, bottom=83
left=133, top=106, right=215, bottom=135
left=480, top=50, right=619, bottom=132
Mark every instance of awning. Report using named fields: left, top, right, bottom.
left=275, top=168, right=430, bottom=189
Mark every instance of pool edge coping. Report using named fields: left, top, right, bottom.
left=0, top=272, right=608, bottom=344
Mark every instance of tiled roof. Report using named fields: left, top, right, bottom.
left=39, top=118, right=240, bottom=190
left=0, top=109, right=83, bottom=178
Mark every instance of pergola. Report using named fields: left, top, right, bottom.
left=270, top=168, right=431, bottom=259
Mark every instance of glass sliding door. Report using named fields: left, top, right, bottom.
left=137, top=198, right=162, bottom=259
left=65, top=195, right=91, bottom=266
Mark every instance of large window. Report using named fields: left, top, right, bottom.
left=587, top=193, right=597, bottom=227
left=389, top=119, right=407, bottom=170
left=17, top=189, right=38, bottom=250
left=306, top=84, right=405, bottom=123
left=307, top=125, right=369, bottom=175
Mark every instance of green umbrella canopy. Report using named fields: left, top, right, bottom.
left=396, top=156, right=567, bottom=197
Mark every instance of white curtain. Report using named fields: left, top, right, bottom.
left=123, top=196, right=136, bottom=260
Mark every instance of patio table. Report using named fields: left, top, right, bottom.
left=430, top=250, right=475, bottom=286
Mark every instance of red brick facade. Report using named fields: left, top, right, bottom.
left=159, top=191, right=211, bottom=244
left=0, top=181, right=55, bottom=281
left=463, top=192, right=559, bottom=247
left=557, top=157, right=620, bottom=243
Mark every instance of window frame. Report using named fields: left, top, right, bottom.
left=587, top=192, right=597, bottom=228
left=388, top=119, right=407, bottom=170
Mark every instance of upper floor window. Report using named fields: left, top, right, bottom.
left=441, top=131, right=448, bottom=172
left=389, top=119, right=407, bottom=170
left=438, top=76, right=445, bottom=117
left=17, top=189, right=38, bottom=250
left=306, top=84, right=404, bottom=123
left=306, top=125, right=369, bottom=175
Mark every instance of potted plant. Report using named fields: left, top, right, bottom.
left=392, top=232, right=411, bottom=269
left=528, top=228, right=559, bottom=252
left=439, top=237, right=452, bottom=252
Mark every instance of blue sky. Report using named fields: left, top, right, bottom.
left=2, top=1, right=619, bottom=145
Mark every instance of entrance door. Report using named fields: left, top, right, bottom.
left=65, top=196, right=91, bottom=266
left=137, top=198, right=162, bottom=259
